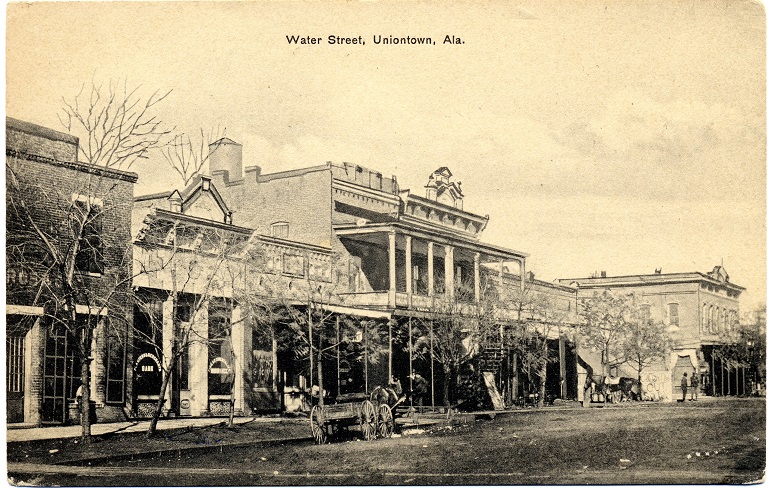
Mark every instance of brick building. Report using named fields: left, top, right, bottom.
left=559, top=267, right=746, bottom=401
left=131, top=174, right=346, bottom=416
left=6, top=117, right=137, bottom=424
left=204, top=139, right=580, bottom=409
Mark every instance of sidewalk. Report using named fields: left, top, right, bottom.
left=7, top=416, right=278, bottom=443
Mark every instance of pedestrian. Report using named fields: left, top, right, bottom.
left=690, top=372, right=699, bottom=401
left=681, top=372, right=688, bottom=402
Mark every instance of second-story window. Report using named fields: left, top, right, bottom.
left=668, top=303, right=679, bottom=327
left=73, top=198, right=104, bottom=274
left=271, top=222, right=289, bottom=239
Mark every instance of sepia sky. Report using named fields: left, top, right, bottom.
left=6, top=1, right=766, bottom=310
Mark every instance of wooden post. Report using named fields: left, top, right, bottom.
left=409, top=316, right=413, bottom=407
left=388, top=320, right=393, bottom=380
left=336, top=316, right=341, bottom=397
left=364, top=321, right=369, bottom=394
left=406, top=236, right=413, bottom=308
left=308, top=306, right=314, bottom=394
left=428, top=242, right=435, bottom=297
left=388, top=231, right=397, bottom=308
left=430, top=322, right=435, bottom=410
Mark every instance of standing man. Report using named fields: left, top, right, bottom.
left=681, top=372, right=688, bottom=402
left=690, top=371, right=699, bottom=401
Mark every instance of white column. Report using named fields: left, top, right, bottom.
left=405, top=235, right=413, bottom=307
left=231, top=305, right=251, bottom=415
left=162, top=297, right=175, bottom=414
left=473, top=252, right=481, bottom=303
left=188, top=300, right=209, bottom=416
left=444, top=245, right=455, bottom=300
left=90, top=319, right=101, bottom=403
left=388, top=230, right=397, bottom=308
left=427, top=241, right=435, bottom=297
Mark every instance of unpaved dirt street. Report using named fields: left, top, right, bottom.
left=9, top=398, right=765, bottom=485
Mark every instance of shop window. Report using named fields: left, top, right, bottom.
left=105, top=318, right=127, bottom=404
left=208, top=298, right=233, bottom=396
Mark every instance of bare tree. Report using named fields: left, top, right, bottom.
left=161, top=127, right=227, bottom=186
left=620, top=300, right=672, bottom=400
left=132, top=217, right=254, bottom=437
left=59, top=79, right=171, bottom=169
left=6, top=83, right=168, bottom=444
left=504, top=282, right=569, bottom=407
left=412, top=277, right=500, bottom=408
left=578, top=289, right=634, bottom=379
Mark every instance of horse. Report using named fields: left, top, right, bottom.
left=578, top=356, right=639, bottom=403
left=606, top=377, right=639, bottom=402
left=370, top=377, right=404, bottom=409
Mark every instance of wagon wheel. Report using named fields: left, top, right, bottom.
left=377, top=404, right=394, bottom=439
left=310, top=406, right=328, bottom=444
left=359, top=400, right=377, bottom=441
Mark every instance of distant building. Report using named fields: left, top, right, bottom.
left=6, top=117, right=137, bottom=424
left=559, top=266, right=746, bottom=401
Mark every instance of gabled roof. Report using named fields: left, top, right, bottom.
left=135, top=176, right=232, bottom=221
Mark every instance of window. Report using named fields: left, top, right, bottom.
left=668, top=303, right=679, bottom=327
left=271, top=222, right=289, bottom=239
left=105, top=318, right=127, bottom=404
left=208, top=298, right=233, bottom=396
left=7, top=335, right=24, bottom=394
left=250, top=329, right=274, bottom=389
left=73, top=199, right=104, bottom=274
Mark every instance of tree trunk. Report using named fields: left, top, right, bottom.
left=442, top=364, right=451, bottom=407
left=147, top=362, right=174, bottom=438
left=317, top=338, right=324, bottom=407
left=80, top=358, right=92, bottom=445
left=537, top=362, right=547, bottom=408
left=228, top=385, right=235, bottom=427
left=637, top=365, right=643, bottom=401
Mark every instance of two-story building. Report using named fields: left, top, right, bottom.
left=559, top=267, right=746, bottom=401
left=204, top=138, right=582, bottom=409
left=6, top=117, right=137, bottom=425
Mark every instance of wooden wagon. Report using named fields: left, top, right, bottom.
left=309, top=393, right=397, bottom=444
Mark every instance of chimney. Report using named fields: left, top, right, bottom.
left=600, top=271, right=607, bottom=278
left=168, top=191, right=182, bottom=213
left=209, top=138, right=243, bottom=181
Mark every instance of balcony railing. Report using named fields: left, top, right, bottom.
left=337, top=290, right=479, bottom=314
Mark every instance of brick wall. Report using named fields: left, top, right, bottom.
left=213, top=166, right=333, bottom=248
left=6, top=117, right=78, bottom=162
left=6, top=118, right=137, bottom=423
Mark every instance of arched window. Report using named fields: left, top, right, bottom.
left=708, top=305, right=714, bottom=334
left=668, top=303, right=679, bottom=327
left=701, top=303, right=708, bottom=333
left=715, top=307, right=724, bottom=333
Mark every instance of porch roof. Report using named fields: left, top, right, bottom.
left=333, top=222, right=528, bottom=261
